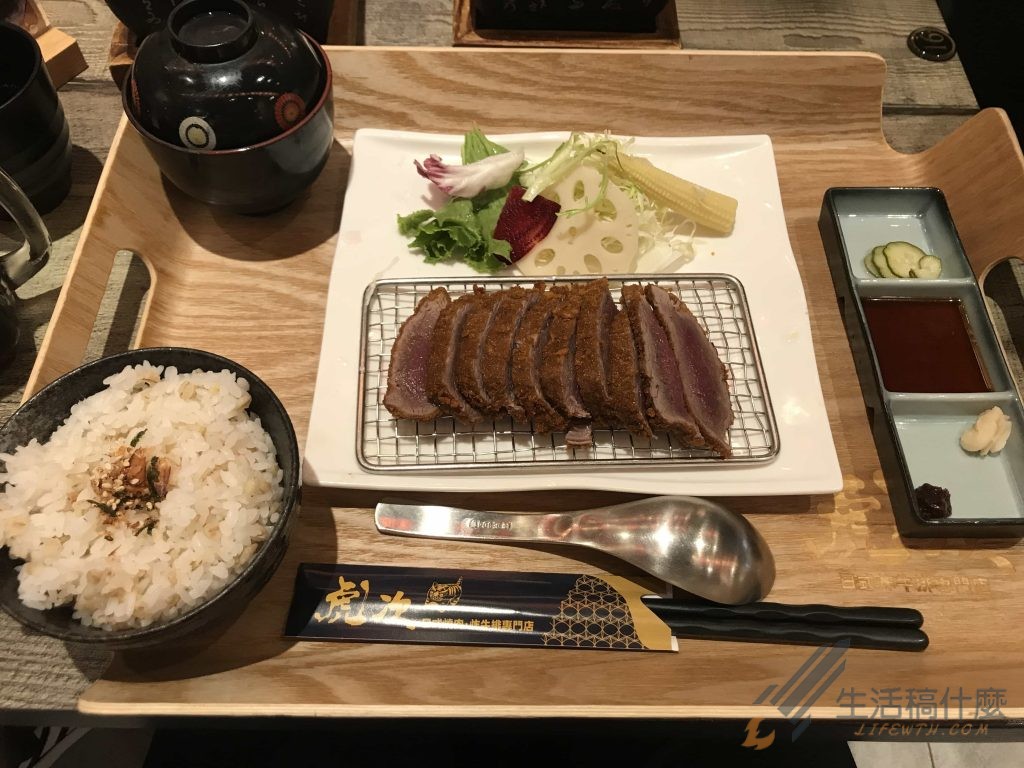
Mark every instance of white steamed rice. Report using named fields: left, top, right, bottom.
left=0, top=362, right=284, bottom=630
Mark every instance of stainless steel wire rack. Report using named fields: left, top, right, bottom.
left=357, top=274, right=779, bottom=471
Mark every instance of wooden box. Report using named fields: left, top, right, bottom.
left=453, top=0, right=681, bottom=48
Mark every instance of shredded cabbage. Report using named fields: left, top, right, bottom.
left=523, top=132, right=698, bottom=270
left=520, top=132, right=629, bottom=206
left=612, top=174, right=698, bottom=271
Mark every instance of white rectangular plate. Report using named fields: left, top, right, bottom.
left=304, top=129, right=842, bottom=496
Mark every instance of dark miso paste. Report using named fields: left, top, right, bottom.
left=861, top=298, right=990, bottom=393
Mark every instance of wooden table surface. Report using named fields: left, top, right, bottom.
left=0, top=0, right=980, bottom=716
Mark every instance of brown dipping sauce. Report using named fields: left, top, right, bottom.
left=861, top=298, right=990, bottom=393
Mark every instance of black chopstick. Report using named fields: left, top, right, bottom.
left=642, top=597, right=923, bottom=628
left=653, top=616, right=928, bottom=652
left=642, top=597, right=928, bottom=652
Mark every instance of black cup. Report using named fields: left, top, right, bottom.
left=0, top=165, right=51, bottom=370
left=0, top=21, right=72, bottom=214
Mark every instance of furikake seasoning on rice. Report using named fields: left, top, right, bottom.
left=0, top=362, right=283, bottom=630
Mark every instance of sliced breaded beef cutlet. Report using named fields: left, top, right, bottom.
left=606, top=309, right=653, bottom=437
left=426, top=287, right=486, bottom=423
left=510, top=289, right=568, bottom=433
left=383, top=287, right=451, bottom=421
left=480, top=285, right=544, bottom=419
left=621, top=284, right=703, bottom=447
left=574, top=278, right=618, bottom=424
left=455, top=289, right=504, bottom=413
left=645, top=284, right=733, bottom=457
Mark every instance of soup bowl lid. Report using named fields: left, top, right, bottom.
left=127, top=0, right=325, bottom=152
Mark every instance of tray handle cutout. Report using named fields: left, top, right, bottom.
left=981, top=256, right=1024, bottom=403
left=25, top=248, right=151, bottom=399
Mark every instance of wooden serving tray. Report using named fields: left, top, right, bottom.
left=29, top=47, right=1024, bottom=719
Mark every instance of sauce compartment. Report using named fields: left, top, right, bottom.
left=822, top=187, right=972, bottom=282
left=857, top=282, right=1012, bottom=394
left=862, top=298, right=989, bottom=393
left=890, top=396, right=1024, bottom=522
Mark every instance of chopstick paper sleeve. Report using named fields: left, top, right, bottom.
left=284, top=563, right=677, bottom=652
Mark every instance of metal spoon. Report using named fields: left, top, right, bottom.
left=374, top=496, right=775, bottom=605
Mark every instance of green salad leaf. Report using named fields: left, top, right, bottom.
left=398, top=129, right=518, bottom=273
left=462, top=127, right=510, bottom=164
left=475, top=194, right=513, bottom=264
left=397, top=198, right=509, bottom=272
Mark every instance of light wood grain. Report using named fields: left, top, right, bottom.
left=924, top=111, right=1024, bottom=278
left=14, top=47, right=1013, bottom=719
left=36, top=26, right=88, bottom=88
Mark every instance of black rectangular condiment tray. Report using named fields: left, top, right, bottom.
left=820, top=187, right=1024, bottom=538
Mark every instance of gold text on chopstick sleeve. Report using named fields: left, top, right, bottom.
left=314, top=577, right=415, bottom=629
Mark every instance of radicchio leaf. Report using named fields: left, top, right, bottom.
left=414, top=149, right=524, bottom=199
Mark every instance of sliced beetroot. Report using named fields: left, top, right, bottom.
left=493, top=186, right=560, bottom=264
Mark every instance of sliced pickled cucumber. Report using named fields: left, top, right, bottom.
left=871, top=246, right=897, bottom=278
left=865, top=250, right=881, bottom=277
left=911, top=254, right=943, bottom=279
left=883, top=241, right=928, bottom=278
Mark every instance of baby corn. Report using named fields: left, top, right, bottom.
left=614, top=152, right=737, bottom=235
